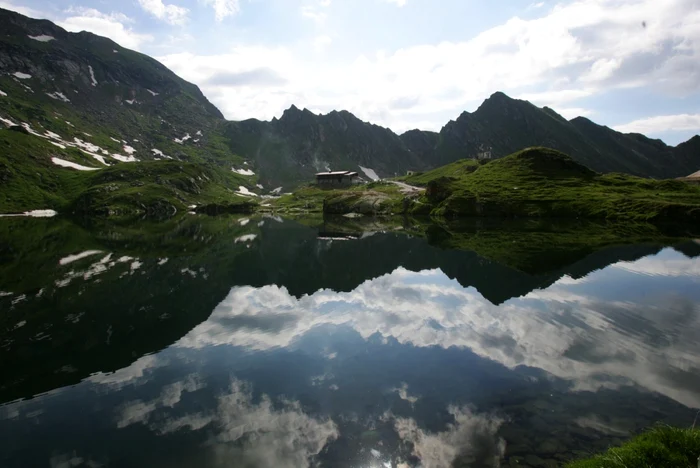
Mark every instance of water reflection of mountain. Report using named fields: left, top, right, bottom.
left=0, top=215, right=695, bottom=404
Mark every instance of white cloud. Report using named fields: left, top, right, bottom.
left=528, top=1, right=545, bottom=9
left=301, top=0, right=332, bottom=24
left=0, top=0, right=42, bottom=18
left=613, top=113, right=700, bottom=135
left=159, top=0, right=700, bottom=133
left=137, top=0, right=189, bottom=25
left=201, top=0, right=240, bottom=22
left=384, top=0, right=407, bottom=6
left=313, top=35, right=333, bottom=52
left=58, top=8, right=153, bottom=51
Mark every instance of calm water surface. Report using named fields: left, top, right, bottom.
left=1, top=215, right=699, bottom=468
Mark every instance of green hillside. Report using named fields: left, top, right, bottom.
left=403, top=147, right=700, bottom=222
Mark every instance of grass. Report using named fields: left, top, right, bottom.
left=271, top=181, right=406, bottom=214
left=0, top=130, right=256, bottom=216
left=565, top=426, right=700, bottom=468
left=398, top=158, right=479, bottom=186
left=409, top=147, right=700, bottom=222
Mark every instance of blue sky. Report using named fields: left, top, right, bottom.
left=3, top=0, right=699, bottom=145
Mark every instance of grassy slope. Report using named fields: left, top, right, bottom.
left=272, top=181, right=405, bottom=215
left=0, top=130, right=255, bottom=215
left=408, top=147, right=700, bottom=221
left=566, top=426, right=700, bottom=468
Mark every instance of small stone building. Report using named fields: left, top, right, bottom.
left=315, top=171, right=359, bottom=187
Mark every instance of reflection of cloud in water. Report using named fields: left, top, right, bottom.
left=118, top=378, right=338, bottom=468
left=178, top=250, right=700, bottom=408
left=613, top=255, right=700, bottom=277
left=391, top=382, right=419, bottom=405
left=87, top=354, right=163, bottom=387
left=389, top=406, right=505, bottom=468
left=117, top=374, right=204, bottom=428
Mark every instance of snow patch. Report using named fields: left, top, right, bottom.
left=65, top=121, right=74, bottom=127
left=174, top=133, right=191, bottom=144
left=234, top=234, right=257, bottom=243
left=13, top=72, right=31, bottom=79
left=196, top=130, right=202, bottom=136
left=233, top=168, right=255, bottom=176
left=239, top=218, right=250, bottom=226
left=51, top=157, right=99, bottom=171
left=125, top=99, right=137, bottom=105
left=50, top=141, right=66, bottom=149
left=78, top=150, right=109, bottom=165
left=359, top=166, right=380, bottom=181
left=256, top=184, right=264, bottom=189
left=271, top=187, right=283, bottom=194
left=88, top=65, right=97, bottom=86
left=28, top=34, right=54, bottom=42
left=0, top=116, right=16, bottom=127
left=113, top=49, right=118, bottom=53
left=73, top=138, right=102, bottom=153
left=147, top=89, right=159, bottom=96
left=59, top=250, right=103, bottom=266
left=151, top=148, right=171, bottom=159
left=111, top=153, right=138, bottom=163
left=123, top=145, right=136, bottom=154
left=110, top=137, right=121, bottom=143
left=236, top=186, right=257, bottom=197
left=46, top=91, right=70, bottom=103
left=44, top=130, right=62, bottom=140
left=0, top=90, right=6, bottom=97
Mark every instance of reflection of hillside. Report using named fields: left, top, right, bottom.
left=0, top=215, right=694, bottom=404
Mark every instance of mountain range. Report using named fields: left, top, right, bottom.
left=1, top=7, right=699, bottom=211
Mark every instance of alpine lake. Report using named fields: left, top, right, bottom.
left=1, top=213, right=699, bottom=468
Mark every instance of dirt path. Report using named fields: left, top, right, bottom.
left=388, top=180, right=425, bottom=195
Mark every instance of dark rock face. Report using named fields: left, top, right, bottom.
left=403, top=92, right=700, bottom=179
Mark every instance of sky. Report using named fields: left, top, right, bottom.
left=2, top=0, right=699, bottom=145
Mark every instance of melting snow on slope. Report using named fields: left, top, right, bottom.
left=13, top=72, right=31, bottom=79
left=59, top=250, right=103, bottom=266
left=123, top=145, right=136, bottom=154
left=73, top=138, right=102, bottom=153
left=28, top=35, right=54, bottom=42
left=256, top=184, right=264, bottom=189
left=271, top=187, right=283, bottom=194
left=0, top=116, right=16, bottom=127
left=359, top=166, right=380, bottom=181
left=88, top=65, right=97, bottom=86
left=125, top=99, right=137, bottom=105
left=51, top=157, right=99, bottom=171
left=196, top=130, right=202, bottom=136
left=237, top=186, right=257, bottom=197
left=147, top=89, right=158, bottom=96
left=174, top=133, right=191, bottom=144
left=46, top=91, right=70, bottom=103
left=234, top=234, right=257, bottom=243
left=233, top=168, right=255, bottom=176
left=50, top=141, right=66, bottom=149
left=112, top=154, right=138, bottom=163
left=110, top=137, right=120, bottom=143
left=0, top=90, right=6, bottom=97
